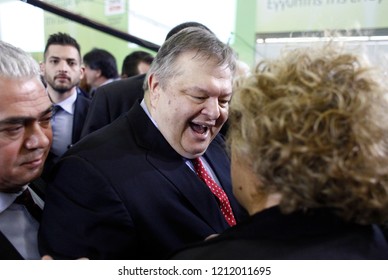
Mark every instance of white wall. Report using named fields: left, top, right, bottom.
left=0, top=0, right=44, bottom=52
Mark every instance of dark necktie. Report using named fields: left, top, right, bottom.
left=191, top=157, right=236, bottom=226
left=14, top=188, right=42, bottom=222
left=53, top=104, right=63, bottom=116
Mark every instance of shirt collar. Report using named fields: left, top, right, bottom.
left=55, top=92, right=77, bottom=115
left=100, top=78, right=118, bottom=87
left=0, top=186, right=27, bottom=214
left=140, top=99, right=158, bottom=128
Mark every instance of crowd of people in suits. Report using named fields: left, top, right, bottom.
left=1, top=21, right=388, bottom=260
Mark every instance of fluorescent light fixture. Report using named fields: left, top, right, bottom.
left=370, top=36, right=388, bottom=41
left=264, top=37, right=321, bottom=43
left=257, top=36, right=384, bottom=44
left=256, top=38, right=265, bottom=44
left=335, top=36, right=369, bottom=42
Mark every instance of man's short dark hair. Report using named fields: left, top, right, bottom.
left=121, top=51, right=154, bottom=77
left=165, top=21, right=212, bottom=41
left=44, top=32, right=81, bottom=59
left=83, top=48, right=118, bottom=79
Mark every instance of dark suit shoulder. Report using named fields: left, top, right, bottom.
left=80, top=75, right=145, bottom=138
left=96, top=74, right=145, bottom=97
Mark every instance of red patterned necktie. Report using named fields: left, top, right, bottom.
left=14, top=188, right=42, bottom=222
left=191, top=157, right=236, bottom=227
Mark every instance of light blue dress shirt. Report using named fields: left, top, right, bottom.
left=51, top=93, right=76, bottom=157
left=0, top=186, right=43, bottom=259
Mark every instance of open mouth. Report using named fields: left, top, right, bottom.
left=190, top=122, right=209, bottom=134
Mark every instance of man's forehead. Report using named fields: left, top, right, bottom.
left=0, top=81, right=50, bottom=110
left=46, top=45, right=80, bottom=60
left=0, top=102, right=52, bottom=122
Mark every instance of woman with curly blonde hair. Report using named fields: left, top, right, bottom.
left=172, top=42, right=388, bottom=259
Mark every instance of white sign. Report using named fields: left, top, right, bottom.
left=105, top=0, right=125, bottom=16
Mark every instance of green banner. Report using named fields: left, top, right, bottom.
left=44, top=0, right=130, bottom=69
left=256, top=0, right=388, bottom=33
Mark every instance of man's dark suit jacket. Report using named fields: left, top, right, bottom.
left=0, top=179, right=46, bottom=260
left=171, top=206, right=388, bottom=260
left=39, top=101, right=246, bottom=260
left=71, top=89, right=92, bottom=143
left=80, top=74, right=145, bottom=137
left=42, top=90, right=91, bottom=180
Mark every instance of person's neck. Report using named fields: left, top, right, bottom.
left=248, top=192, right=282, bottom=216
left=93, top=77, right=110, bottom=88
left=47, top=87, right=77, bottom=104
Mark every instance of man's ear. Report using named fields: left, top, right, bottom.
left=96, top=69, right=102, bottom=78
left=148, top=74, right=160, bottom=109
left=80, top=65, right=85, bottom=79
left=40, top=61, right=46, bottom=75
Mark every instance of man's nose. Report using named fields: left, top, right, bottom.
left=57, top=60, right=69, bottom=71
left=202, top=98, right=221, bottom=120
left=24, top=122, right=51, bottom=150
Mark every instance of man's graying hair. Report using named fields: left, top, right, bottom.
left=144, top=27, right=237, bottom=91
left=0, top=40, right=40, bottom=79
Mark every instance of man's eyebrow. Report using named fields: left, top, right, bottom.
left=184, top=87, right=209, bottom=94
left=0, top=106, right=54, bottom=126
left=184, top=87, right=232, bottom=97
left=48, top=55, right=77, bottom=62
left=0, top=116, right=33, bottom=126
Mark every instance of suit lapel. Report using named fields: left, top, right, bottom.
left=29, top=177, right=47, bottom=201
left=72, top=91, right=91, bottom=143
left=147, top=152, right=227, bottom=232
left=0, top=231, right=23, bottom=260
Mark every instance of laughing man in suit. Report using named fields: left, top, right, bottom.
left=80, top=22, right=212, bottom=138
left=39, top=27, right=246, bottom=259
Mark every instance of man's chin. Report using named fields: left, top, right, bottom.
left=56, top=89, right=71, bottom=94
left=53, top=85, right=71, bottom=94
left=183, top=144, right=210, bottom=159
left=22, top=166, right=44, bottom=179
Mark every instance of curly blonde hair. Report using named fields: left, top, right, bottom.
left=228, top=42, right=388, bottom=224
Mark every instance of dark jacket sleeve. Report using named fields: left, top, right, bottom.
left=38, top=156, right=136, bottom=259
